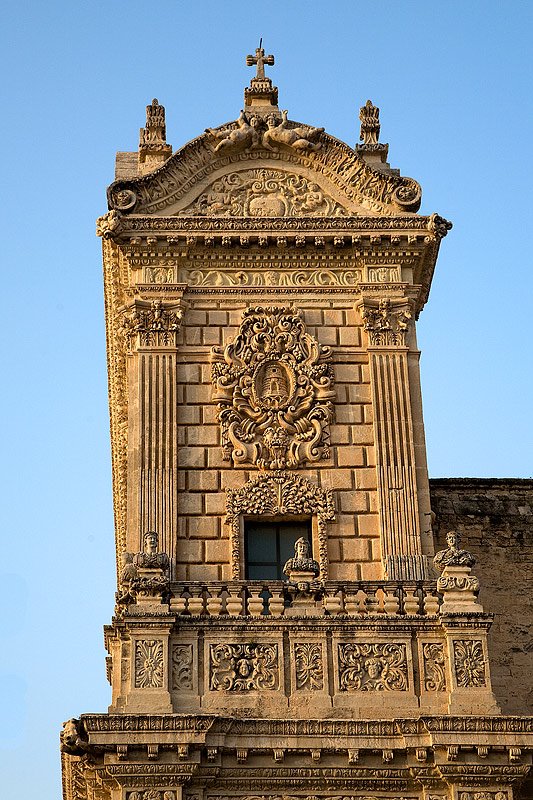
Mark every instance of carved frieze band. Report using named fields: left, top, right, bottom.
left=338, top=643, right=408, bottom=691
left=453, top=640, right=487, bottom=688
left=209, top=643, right=279, bottom=691
left=128, top=793, right=177, bottom=800
left=134, top=640, right=164, bottom=688
left=225, top=471, right=335, bottom=580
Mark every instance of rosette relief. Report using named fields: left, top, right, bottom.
left=211, top=306, right=335, bottom=470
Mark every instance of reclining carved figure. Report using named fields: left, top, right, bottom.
left=263, top=109, right=324, bottom=152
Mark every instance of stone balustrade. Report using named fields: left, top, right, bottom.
left=168, top=580, right=441, bottom=617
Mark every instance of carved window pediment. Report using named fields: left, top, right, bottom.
left=211, top=305, right=335, bottom=471
left=225, top=471, right=335, bottom=580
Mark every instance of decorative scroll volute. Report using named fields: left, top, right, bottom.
left=211, top=306, right=335, bottom=470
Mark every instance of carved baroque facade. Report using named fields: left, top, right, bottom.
left=61, top=49, right=533, bottom=800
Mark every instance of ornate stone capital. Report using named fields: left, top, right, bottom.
left=359, top=297, right=413, bottom=347
left=122, top=300, right=184, bottom=349
left=96, top=209, right=123, bottom=240
left=211, top=305, right=335, bottom=469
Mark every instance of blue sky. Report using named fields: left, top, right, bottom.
left=1, top=1, right=532, bottom=797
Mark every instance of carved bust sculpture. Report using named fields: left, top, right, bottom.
left=283, top=537, right=320, bottom=579
left=133, top=531, right=170, bottom=572
left=433, top=530, right=476, bottom=572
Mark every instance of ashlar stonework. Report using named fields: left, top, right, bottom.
left=62, top=46, right=533, bottom=800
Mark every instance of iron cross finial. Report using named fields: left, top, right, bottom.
left=246, top=41, right=275, bottom=80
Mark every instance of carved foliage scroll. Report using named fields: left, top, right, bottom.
left=210, top=643, right=279, bottom=691
left=338, top=643, right=408, bottom=691
left=294, top=643, right=324, bottom=690
left=225, top=471, right=335, bottom=580
left=422, top=642, right=446, bottom=692
left=171, top=644, right=193, bottom=691
left=134, top=640, right=164, bottom=688
left=122, top=300, right=183, bottom=349
left=211, top=306, right=335, bottom=470
left=453, top=640, right=486, bottom=688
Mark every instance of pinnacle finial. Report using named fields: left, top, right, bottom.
left=359, top=99, right=381, bottom=146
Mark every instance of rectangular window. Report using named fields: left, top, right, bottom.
left=244, top=519, right=312, bottom=580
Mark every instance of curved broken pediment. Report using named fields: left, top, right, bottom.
left=107, top=116, right=422, bottom=218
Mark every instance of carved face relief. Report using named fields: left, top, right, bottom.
left=179, top=169, right=348, bottom=217
left=211, top=306, right=335, bottom=470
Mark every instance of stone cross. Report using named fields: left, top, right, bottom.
left=246, top=41, right=275, bottom=80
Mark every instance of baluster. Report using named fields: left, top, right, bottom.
left=268, top=590, right=285, bottom=617
left=366, top=588, right=379, bottom=615
left=324, top=590, right=343, bottom=615
left=206, top=590, right=223, bottom=616
left=403, top=588, right=420, bottom=615
left=226, top=589, right=244, bottom=617
left=344, top=594, right=359, bottom=615
left=383, top=588, right=400, bottom=615
left=169, top=591, right=187, bottom=615
left=423, top=589, right=440, bottom=616
left=187, top=589, right=204, bottom=616
left=355, top=588, right=368, bottom=615
left=247, top=589, right=264, bottom=617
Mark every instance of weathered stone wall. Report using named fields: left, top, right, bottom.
left=175, top=297, right=382, bottom=582
left=430, top=478, right=533, bottom=715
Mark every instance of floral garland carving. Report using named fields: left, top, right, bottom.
left=225, top=471, right=335, bottom=580
left=211, top=306, right=335, bottom=470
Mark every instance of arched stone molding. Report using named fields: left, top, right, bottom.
left=107, top=124, right=421, bottom=218
left=225, top=471, right=335, bottom=581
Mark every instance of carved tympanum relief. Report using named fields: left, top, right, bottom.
left=210, top=643, right=279, bottom=691
left=211, top=306, right=335, bottom=471
left=225, top=471, right=335, bottom=581
left=338, top=643, right=409, bottom=691
left=180, top=168, right=348, bottom=217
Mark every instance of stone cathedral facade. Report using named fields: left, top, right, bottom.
left=61, top=49, right=533, bottom=800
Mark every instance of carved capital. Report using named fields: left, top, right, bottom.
left=359, top=297, right=413, bottom=347
left=122, top=300, right=184, bottom=349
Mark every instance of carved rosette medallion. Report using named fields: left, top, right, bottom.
left=171, top=644, right=193, bottom=691
left=209, top=643, right=279, bottom=691
left=181, top=168, right=348, bottom=217
left=422, top=642, right=446, bottom=692
left=453, top=640, right=487, bottom=688
left=294, top=642, right=324, bottom=690
left=360, top=297, right=412, bottom=347
left=211, top=306, right=335, bottom=470
left=225, top=471, right=335, bottom=580
left=338, top=643, right=408, bottom=691
left=134, top=640, right=164, bottom=688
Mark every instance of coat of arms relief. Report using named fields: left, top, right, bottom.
left=211, top=306, right=335, bottom=470
left=179, top=168, right=349, bottom=218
